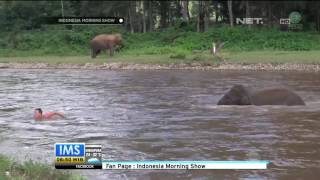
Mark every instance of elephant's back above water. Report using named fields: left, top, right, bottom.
left=250, top=88, right=305, bottom=106
left=217, top=85, right=306, bottom=106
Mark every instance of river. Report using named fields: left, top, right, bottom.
left=0, top=69, right=319, bottom=179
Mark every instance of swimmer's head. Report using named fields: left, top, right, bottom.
left=34, top=108, right=43, bottom=120
left=35, top=108, right=42, bottom=114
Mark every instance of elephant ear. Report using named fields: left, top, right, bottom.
left=221, top=85, right=250, bottom=105
left=240, top=95, right=252, bottom=105
left=232, top=85, right=251, bottom=105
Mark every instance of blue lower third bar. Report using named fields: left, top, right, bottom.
left=102, top=161, right=270, bottom=170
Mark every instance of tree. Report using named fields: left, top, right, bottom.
left=197, top=0, right=205, bottom=32
left=267, top=1, right=273, bottom=28
left=128, top=1, right=135, bottom=33
left=180, top=0, right=189, bottom=22
left=139, top=1, right=147, bottom=33
left=0, top=0, right=318, bottom=33
left=315, top=1, right=320, bottom=31
left=204, top=1, right=209, bottom=31
left=227, top=0, right=234, bottom=27
left=148, top=0, right=153, bottom=32
left=245, top=0, right=251, bottom=28
left=213, top=1, right=220, bottom=23
left=159, top=1, right=169, bottom=29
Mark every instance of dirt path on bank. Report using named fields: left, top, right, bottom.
left=1, top=62, right=320, bottom=71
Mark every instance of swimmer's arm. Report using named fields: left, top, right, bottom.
left=53, top=112, right=65, bottom=118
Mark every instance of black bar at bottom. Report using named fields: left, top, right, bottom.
left=55, top=164, right=102, bottom=169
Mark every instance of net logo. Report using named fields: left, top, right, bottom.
left=236, top=18, right=264, bottom=25
left=55, top=143, right=85, bottom=157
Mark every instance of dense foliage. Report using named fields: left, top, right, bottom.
left=1, top=1, right=320, bottom=32
left=1, top=1, right=320, bottom=57
left=0, top=26, right=320, bottom=57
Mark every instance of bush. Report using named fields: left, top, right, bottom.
left=192, top=54, right=206, bottom=61
left=1, top=26, right=320, bottom=57
left=169, top=52, right=186, bottom=59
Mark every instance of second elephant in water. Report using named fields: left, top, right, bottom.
left=217, top=85, right=305, bottom=106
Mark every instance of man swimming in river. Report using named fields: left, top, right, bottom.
left=34, top=108, right=65, bottom=120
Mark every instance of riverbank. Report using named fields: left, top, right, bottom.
left=0, top=155, right=84, bottom=180
left=1, top=62, right=320, bottom=72
left=1, top=51, right=320, bottom=71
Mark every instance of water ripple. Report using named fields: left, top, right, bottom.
left=0, top=69, right=319, bottom=179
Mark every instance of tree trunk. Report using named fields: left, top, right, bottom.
left=246, top=0, right=251, bottom=29
left=187, top=1, right=190, bottom=20
left=197, top=0, right=205, bottom=32
left=180, top=0, right=189, bottom=22
left=160, top=1, right=168, bottom=29
left=318, top=8, right=320, bottom=31
left=268, top=1, right=272, bottom=28
left=168, top=2, right=172, bottom=26
left=60, top=0, right=64, bottom=18
left=227, top=0, right=234, bottom=27
left=128, top=1, right=134, bottom=33
left=214, top=1, right=219, bottom=23
left=148, top=0, right=153, bottom=32
left=141, top=1, right=146, bottom=33
left=136, top=1, right=143, bottom=32
left=315, top=1, right=320, bottom=31
left=204, top=1, right=209, bottom=31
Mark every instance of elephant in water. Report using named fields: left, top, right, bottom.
left=90, top=33, right=123, bottom=58
left=217, top=85, right=305, bottom=106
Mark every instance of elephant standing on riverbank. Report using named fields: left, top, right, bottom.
left=217, top=85, right=305, bottom=106
left=90, top=33, right=123, bottom=58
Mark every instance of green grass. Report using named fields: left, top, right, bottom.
left=2, top=26, right=320, bottom=59
left=0, top=50, right=320, bottom=66
left=0, top=53, right=221, bottom=65
left=0, top=155, right=85, bottom=180
left=222, top=50, right=320, bottom=64
left=1, top=26, right=320, bottom=66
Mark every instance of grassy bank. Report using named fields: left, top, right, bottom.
left=222, top=50, right=320, bottom=64
left=1, top=26, right=320, bottom=58
left=0, top=53, right=221, bottom=65
left=0, top=155, right=84, bottom=180
left=0, top=50, right=320, bottom=66
left=1, top=26, right=320, bottom=66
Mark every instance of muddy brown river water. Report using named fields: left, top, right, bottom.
left=0, top=69, right=320, bottom=180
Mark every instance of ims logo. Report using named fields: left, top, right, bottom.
left=55, top=143, right=85, bottom=157
left=55, top=143, right=102, bottom=169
